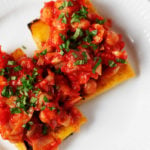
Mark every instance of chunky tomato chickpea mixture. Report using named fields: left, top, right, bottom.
left=39, top=0, right=128, bottom=94
left=0, top=48, right=84, bottom=150
left=0, top=0, right=128, bottom=149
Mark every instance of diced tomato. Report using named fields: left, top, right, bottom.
left=18, top=57, right=34, bottom=70
left=0, top=106, right=10, bottom=125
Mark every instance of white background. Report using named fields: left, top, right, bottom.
left=0, top=0, right=150, bottom=150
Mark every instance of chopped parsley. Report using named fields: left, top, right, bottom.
left=22, top=121, right=34, bottom=130
left=33, top=68, right=39, bottom=78
left=0, top=69, right=5, bottom=76
left=108, top=60, right=117, bottom=67
left=42, top=125, right=48, bottom=135
left=33, top=88, right=40, bottom=96
left=79, top=6, right=88, bottom=17
left=116, top=58, right=127, bottom=64
left=28, top=121, right=34, bottom=125
left=17, top=73, right=38, bottom=98
left=60, top=49, right=64, bottom=55
left=43, top=96, right=49, bottom=102
left=59, top=40, right=70, bottom=52
left=71, top=28, right=83, bottom=40
left=74, top=52, right=88, bottom=65
left=21, top=77, right=33, bottom=91
left=82, top=52, right=87, bottom=62
left=82, top=44, right=89, bottom=48
left=74, top=60, right=86, bottom=65
left=71, top=13, right=80, bottom=23
left=59, top=33, right=66, bottom=41
left=92, top=58, right=102, bottom=73
left=36, top=49, right=47, bottom=57
left=59, top=1, right=73, bottom=10
left=90, top=30, right=98, bottom=36
left=14, top=66, right=22, bottom=72
left=10, top=108, right=21, bottom=114
left=49, top=107, right=56, bottom=111
left=7, top=60, right=15, bottom=66
left=30, top=97, right=37, bottom=104
left=16, top=95, right=28, bottom=110
left=22, top=124, right=26, bottom=128
left=11, top=76, right=17, bottom=80
left=1, top=86, right=14, bottom=98
left=72, top=52, right=78, bottom=58
left=41, top=106, right=46, bottom=111
left=84, top=30, right=98, bottom=43
left=96, top=18, right=106, bottom=25
left=90, top=43, right=98, bottom=50
left=58, top=13, right=67, bottom=24
left=40, top=49, right=47, bottom=56
left=71, top=6, right=88, bottom=23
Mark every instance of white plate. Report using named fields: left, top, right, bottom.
left=0, top=0, right=150, bottom=150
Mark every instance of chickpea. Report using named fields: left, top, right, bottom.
left=84, top=79, right=97, bottom=95
left=52, top=19, right=67, bottom=31
left=71, top=19, right=90, bottom=30
left=106, top=31, right=119, bottom=46
left=92, top=24, right=105, bottom=44
left=41, top=7, right=53, bottom=23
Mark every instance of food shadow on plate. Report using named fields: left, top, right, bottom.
left=60, top=98, right=99, bottom=150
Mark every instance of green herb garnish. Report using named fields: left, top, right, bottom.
left=116, top=58, right=127, bottom=64
left=59, top=13, right=67, bottom=24
left=60, top=49, right=65, bottom=56
left=84, top=30, right=97, bottom=43
left=82, top=45, right=89, bottom=48
left=108, top=60, right=117, bottom=67
left=1, top=86, right=14, bottom=98
left=0, top=69, right=5, bottom=76
left=14, top=66, right=22, bottom=72
left=59, top=33, right=66, bottom=41
left=10, top=108, right=21, bottom=114
left=11, top=76, right=17, bottom=80
left=22, top=121, right=33, bottom=130
left=92, top=58, right=102, bottom=73
left=90, top=43, right=98, bottom=50
left=82, top=51, right=87, bottom=62
left=16, top=95, right=28, bottom=110
left=71, top=13, right=80, bottom=23
left=72, top=52, right=78, bottom=58
left=41, top=106, right=46, bottom=111
left=96, top=18, right=106, bottom=24
left=49, top=107, right=56, bottom=111
left=90, top=30, right=98, bottom=36
left=40, top=49, right=47, bottom=56
left=30, top=97, right=37, bottom=104
left=74, top=60, right=85, bottom=65
left=71, top=6, right=88, bottom=23
left=59, top=1, right=73, bottom=10
left=43, top=96, right=49, bottom=102
left=7, top=60, right=15, bottom=66
left=33, top=88, right=40, bottom=96
left=59, top=40, right=70, bottom=52
left=71, top=28, right=83, bottom=40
